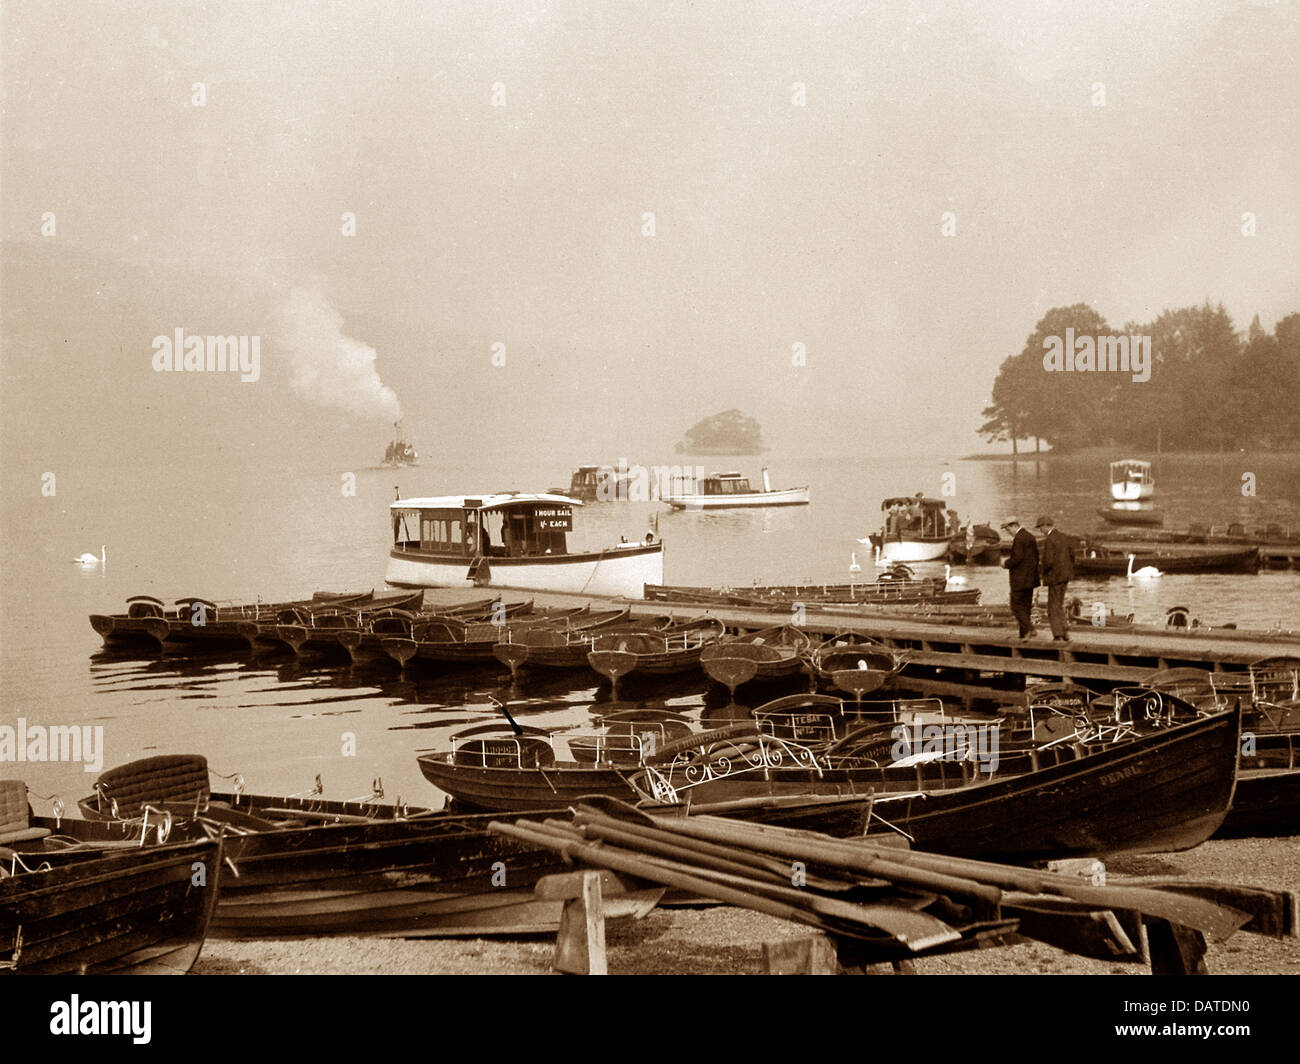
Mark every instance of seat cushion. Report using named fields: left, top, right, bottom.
left=90, top=754, right=210, bottom=817
left=0, top=778, right=33, bottom=837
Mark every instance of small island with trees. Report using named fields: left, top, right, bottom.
left=978, top=302, right=1300, bottom=455
left=675, top=409, right=767, bottom=455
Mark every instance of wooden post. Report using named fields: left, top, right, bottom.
left=1145, top=919, right=1208, bottom=975
left=553, top=871, right=607, bottom=975
left=762, top=934, right=839, bottom=975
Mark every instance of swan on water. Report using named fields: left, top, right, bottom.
left=1127, top=554, right=1161, bottom=581
left=74, top=546, right=105, bottom=567
left=943, top=564, right=968, bottom=585
left=849, top=552, right=862, bottom=575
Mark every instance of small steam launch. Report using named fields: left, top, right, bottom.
left=383, top=420, right=418, bottom=467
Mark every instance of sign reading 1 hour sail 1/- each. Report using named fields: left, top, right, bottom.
left=534, top=509, right=573, bottom=531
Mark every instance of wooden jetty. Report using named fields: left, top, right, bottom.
left=416, top=586, right=1300, bottom=701
left=977, top=531, right=1300, bottom=570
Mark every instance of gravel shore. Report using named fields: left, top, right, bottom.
left=195, top=834, right=1299, bottom=975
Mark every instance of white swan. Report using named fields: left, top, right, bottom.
left=74, top=545, right=105, bottom=567
left=944, top=564, right=968, bottom=586
left=1127, top=554, right=1161, bottom=582
left=849, top=552, right=862, bottom=576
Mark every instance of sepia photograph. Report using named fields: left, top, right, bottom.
left=2, top=0, right=1297, bottom=1031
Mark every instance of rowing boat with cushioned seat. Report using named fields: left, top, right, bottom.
left=1, top=779, right=222, bottom=974
left=60, top=754, right=587, bottom=936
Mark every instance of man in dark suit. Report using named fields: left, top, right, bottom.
left=1036, top=515, right=1075, bottom=642
left=1001, top=518, right=1039, bottom=639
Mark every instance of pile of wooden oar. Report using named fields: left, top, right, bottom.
left=488, top=801, right=1296, bottom=972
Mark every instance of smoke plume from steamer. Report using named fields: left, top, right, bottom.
left=275, top=287, right=401, bottom=421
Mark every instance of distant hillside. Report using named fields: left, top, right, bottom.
left=675, top=409, right=766, bottom=456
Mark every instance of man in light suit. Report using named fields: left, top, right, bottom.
left=1001, top=518, right=1039, bottom=640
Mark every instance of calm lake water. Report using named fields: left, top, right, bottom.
left=3, top=452, right=1298, bottom=810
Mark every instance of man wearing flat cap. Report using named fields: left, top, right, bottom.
left=1036, top=515, right=1075, bottom=642
left=1000, top=518, right=1038, bottom=639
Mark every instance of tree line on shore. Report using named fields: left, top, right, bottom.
left=979, top=302, right=1300, bottom=453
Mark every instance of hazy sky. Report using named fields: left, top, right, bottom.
left=3, top=0, right=1297, bottom=465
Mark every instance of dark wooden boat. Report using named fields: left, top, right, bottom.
left=1218, top=767, right=1300, bottom=838
left=947, top=524, right=1004, bottom=565
left=336, top=600, right=536, bottom=665
left=587, top=617, right=726, bottom=681
left=0, top=779, right=222, bottom=974
left=567, top=710, right=697, bottom=764
left=60, top=755, right=618, bottom=937
left=258, top=590, right=427, bottom=657
left=698, top=625, right=813, bottom=695
left=419, top=687, right=1218, bottom=815
left=90, top=589, right=374, bottom=652
left=1090, top=524, right=1300, bottom=547
left=863, top=704, right=1241, bottom=861
left=751, top=692, right=959, bottom=739
left=489, top=613, right=669, bottom=678
left=643, top=579, right=978, bottom=607
left=1073, top=543, right=1261, bottom=576
left=1096, top=506, right=1165, bottom=527
left=807, top=633, right=903, bottom=695
left=380, top=605, right=605, bottom=669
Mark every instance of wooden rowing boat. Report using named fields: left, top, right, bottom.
left=1073, top=543, right=1262, bottom=576
left=383, top=606, right=626, bottom=669
left=58, top=755, right=614, bottom=937
left=863, top=704, right=1241, bottom=861
left=336, top=600, right=536, bottom=665
left=418, top=688, right=1224, bottom=824
left=90, top=590, right=374, bottom=652
left=698, top=626, right=813, bottom=696
left=807, top=632, right=904, bottom=695
left=490, top=614, right=671, bottom=678
left=644, top=580, right=979, bottom=608
left=257, top=590, right=427, bottom=656
left=0, top=781, right=222, bottom=974
left=587, top=617, right=727, bottom=682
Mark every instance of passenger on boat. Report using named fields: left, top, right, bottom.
left=906, top=495, right=924, bottom=529
left=886, top=503, right=903, bottom=537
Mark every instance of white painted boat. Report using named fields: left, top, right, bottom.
left=867, top=495, right=956, bottom=563
left=1109, top=459, right=1154, bottom=502
left=661, top=469, right=809, bottom=510
left=386, top=493, right=663, bottom=599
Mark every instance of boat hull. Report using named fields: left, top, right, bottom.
left=866, top=707, right=1240, bottom=862
left=1097, top=506, right=1165, bottom=526
left=0, top=837, right=220, bottom=975
left=386, top=544, right=663, bottom=599
left=62, top=801, right=573, bottom=938
left=868, top=535, right=951, bottom=563
left=662, top=487, right=810, bottom=509
left=1217, top=768, right=1300, bottom=838
left=1074, top=545, right=1261, bottom=576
